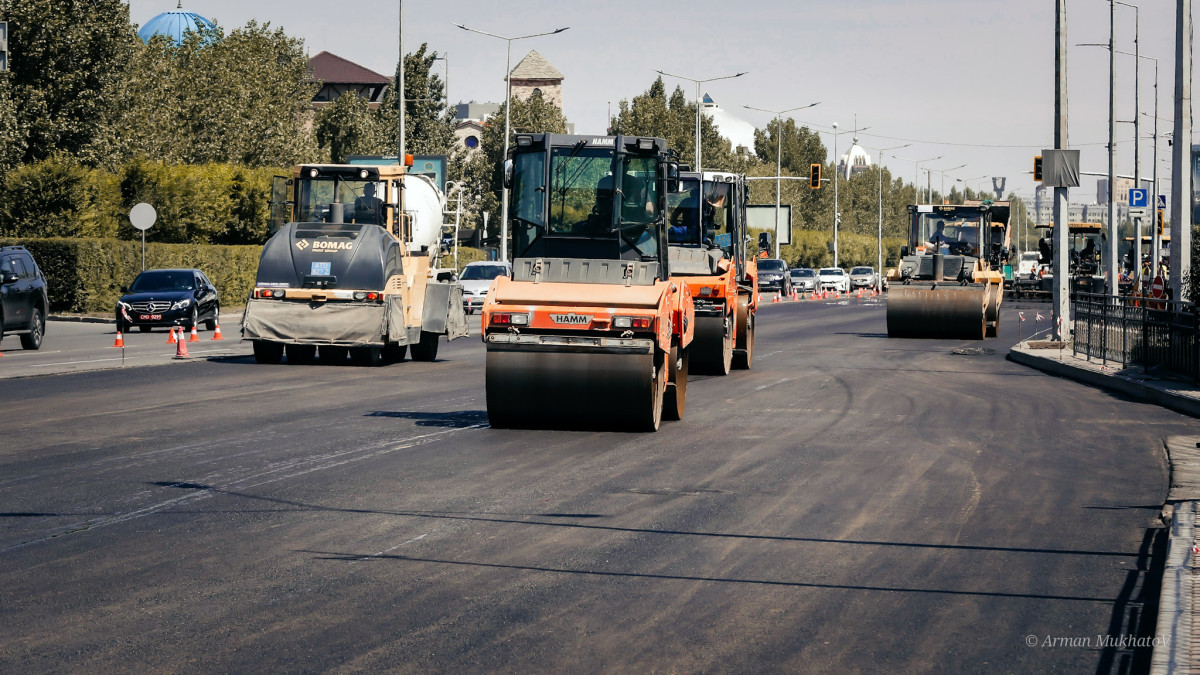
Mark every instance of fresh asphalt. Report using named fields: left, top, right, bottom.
left=0, top=296, right=1192, bottom=672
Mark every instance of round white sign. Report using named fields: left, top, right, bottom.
left=130, top=202, right=157, bottom=231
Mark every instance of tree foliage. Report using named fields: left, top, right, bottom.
left=1, top=0, right=137, bottom=166
left=610, top=77, right=736, bottom=170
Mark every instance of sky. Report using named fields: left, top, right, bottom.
left=130, top=0, right=1197, bottom=210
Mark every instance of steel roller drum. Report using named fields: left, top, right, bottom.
left=689, top=314, right=732, bottom=375
left=486, top=348, right=662, bottom=430
left=886, top=284, right=988, bottom=340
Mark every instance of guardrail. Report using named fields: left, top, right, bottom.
left=1072, top=292, right=1200, bottom=381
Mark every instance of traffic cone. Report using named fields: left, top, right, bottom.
left=112, top=331, right=125, bottom=348
left=167, top=327, right=177, bottom=344
left=188, top=325, right=199, bottom=342
left=173, top=328, right=190, bottom=359
left=772, top=293, right=780, bottom=303
left=211, top=323, right=224, bottom=340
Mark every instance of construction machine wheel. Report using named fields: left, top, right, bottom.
left=253, top=340, right=283, bottom=364
left=486, top=348, right=664, bottom=431
left=691, top=312, right=732, bottom=375
left=351, top=346, right=384, bottom=367
left=663, top=344, right=688, bottom=421
left=886, top=284, right=987, bottom=340
left=984, top=284, right=1002, bottom=338
left=320, top=346, right=349, bottom=364
left=285, top=344, right=316, bottom=365
left=383, top=343, right=407, bottom=363
left=733, top=293, right=754, bottom=370
left=410, top=330, right=440, bottom=361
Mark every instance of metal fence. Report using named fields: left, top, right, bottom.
left=1071, top=292, right=1200, bottom=381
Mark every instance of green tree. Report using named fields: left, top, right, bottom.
left=1, top=0, right=137, bottom=166
left=315, top=90, right=387, bottom=164
left=375, top=43, right=456, bottom=157
left=0, top=76, right=25, bottom=175
left=610, top=77, right=736, bottom=171
left=101, top=21, right=320, bottom=168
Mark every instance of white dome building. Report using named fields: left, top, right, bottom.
left=701, top=93, right=757, bottom=155
left=838, top=137, right=873, bottom=179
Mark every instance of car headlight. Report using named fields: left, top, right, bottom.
left=171, top=298, right=192, bottom=310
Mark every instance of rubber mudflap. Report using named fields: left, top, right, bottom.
left=486, top=348, right=661, bottom=430
left=886, top=285, right=988, bottom=340
left=690, top=314, right=731, bottom=375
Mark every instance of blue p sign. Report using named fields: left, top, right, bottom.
left=1129, top=188, right=1148, bottom=208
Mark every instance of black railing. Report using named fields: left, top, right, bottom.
left=1071, top=292, right=1200, bottom=381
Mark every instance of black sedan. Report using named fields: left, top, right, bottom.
left=116, top=269, right=220, bottom=333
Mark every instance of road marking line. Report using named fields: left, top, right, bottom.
left=356, top=533, right=429, bottom=562
left=755, top=377, right=793, bottom=391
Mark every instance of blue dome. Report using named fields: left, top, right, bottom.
left=137, top=9, right=216, bottom=44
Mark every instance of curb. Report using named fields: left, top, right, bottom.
left=1008, top=346, right=1200, bottom=419
left=48, top=315, right=113, bottom=324
left=1152, top=500, right=1196, bottom=675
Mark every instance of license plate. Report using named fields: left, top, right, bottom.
left=139, top=314, right=162, bottom=320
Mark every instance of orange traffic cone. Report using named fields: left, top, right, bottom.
left=112, top=331, right=125, bottom=348
left=173, top=328, right=190, bottom=359
left=167, top=327, right=177, bottom=344
left=771, top=294, right=780, bottom=303
left=188, top=325, right=199, bottom=342
left=211, top=323, right=224, bottom=340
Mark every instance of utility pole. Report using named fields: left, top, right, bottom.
left=1171, top=0, right=1192, bottom=301
left=1053, top=0, right=1071, bottom=339
left=1106, top=0, right=1118, bottom=297
left=398, top=0, right=405, bottom=164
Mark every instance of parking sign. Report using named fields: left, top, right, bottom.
left=1128, top=188, right=1148, bottom=208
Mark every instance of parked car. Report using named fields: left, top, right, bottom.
left=757, top=258, right=792, bottom=295
left=116, top=268, right=220, bottom=333
left=818, top=267, right=850, bottom=293
left=848, top=266, right=878, bottom=289
left=459, top=261, right=512, bottom=314
left=789, top=268, right=818, bottom=293
left=0, top=245, right=48, bottom=350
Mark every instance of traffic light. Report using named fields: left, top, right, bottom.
left=809, top=163, right=821, bottom=189
left=1158, top=208, right=1165, bottom=236
left=0, top=22, right=7, bottom=73
left=1033, top=155, right=1043, bottom=182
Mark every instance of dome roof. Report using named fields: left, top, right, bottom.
left=838, top=138, right=873, bottom=179
left=138, top=4, right=216, bottom=44
left=701, top=93, right=756, bottom=154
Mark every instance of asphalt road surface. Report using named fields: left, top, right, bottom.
left=1, top=297, right=1191, bottom=672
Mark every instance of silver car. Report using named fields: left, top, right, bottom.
left=848, top=266, right=878, bottom=289
left=459, top=261, right=511, bottom=314
left=789, top=267, right=817, bottom=292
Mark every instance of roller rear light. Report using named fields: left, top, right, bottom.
left=613, top=316, right=652, bottom=330
left=491, top=312, right=529, bottom=326
left=255, top=288, right=285, bottom=299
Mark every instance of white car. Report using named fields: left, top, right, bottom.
left=1016, top=251, right=1041, bottom=278
left=459, top=261, right=511, bottom=314
left=818, top=267, right=850, bottom=292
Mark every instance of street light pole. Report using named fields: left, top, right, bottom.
left=828, top=124, right=871, bottom=267
left=455, top=23, right=569, bottom=263
left=936, top=164, right=967, bottom=203
left=744, top=102, right=821, bottom=259
left=1171, top=0, right=1193, bottom=301
left=656, top=69, right=748, bottom=179
left=872, top=144, right=910, bottom=290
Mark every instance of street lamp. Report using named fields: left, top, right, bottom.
left=744, top=101, right=821, bottom=258
left=455, top=22, right=569, bottom=262
left=934, top=164, right=967, bottom=203
left=955, top=175, right=988, bottom=201
left=829, top=124, right=871, bottom=266
left=865, top=143, right=910, bottom=290
left=656, top=69, right=748, bottom=179
left=912, top=155, right=943, bottom=203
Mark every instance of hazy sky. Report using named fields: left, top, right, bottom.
left=130, top=0, right=1196, bottom=207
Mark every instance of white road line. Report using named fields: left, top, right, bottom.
left=355, top=533, right=429, bottom=562
left=755, top=377, right=793, bottom=391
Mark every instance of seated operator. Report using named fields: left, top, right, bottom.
left=929, top=220, right=953, bottom=246
left=668, top=191, right=700, bottom=244
left=354, top=183, right=383, bottom=224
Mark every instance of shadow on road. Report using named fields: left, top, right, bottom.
left=364, top=410, right=488, bottom=428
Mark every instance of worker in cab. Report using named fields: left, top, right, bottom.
left=354, top=183, right=383, bottom=224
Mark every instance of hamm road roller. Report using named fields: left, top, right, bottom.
left=666, top=171, right=758, bottom=374
left=482, top=134, right=694, bottom=431
left=886, top=202, right=1010, bottom=339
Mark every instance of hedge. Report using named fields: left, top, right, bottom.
left=0, top=237, right=261, bottom=313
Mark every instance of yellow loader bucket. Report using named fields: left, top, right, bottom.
left=886, top=283, right=994, bottom=340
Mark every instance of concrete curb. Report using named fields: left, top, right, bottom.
left=48, top=315, right=113, bottom=324
left=1152, top=500, right=1196, bottom=675
left=1008, top=345, right=1200, bottom=419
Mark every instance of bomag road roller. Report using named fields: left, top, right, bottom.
left=886, top=202, right=1010, bottom=339
left=481, top=134, right=694, bottom=431
left=241, top=163, right=468, bottom=366
left=666, top=170, right=758, bottom=374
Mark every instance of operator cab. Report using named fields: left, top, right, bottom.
left=666, top=171, right=744, bottom=276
